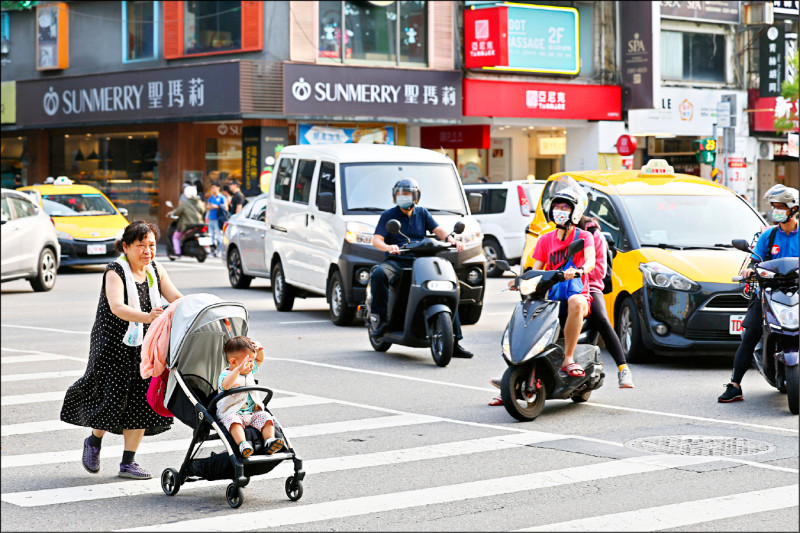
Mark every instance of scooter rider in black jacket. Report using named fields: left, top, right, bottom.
left=369, top=178, right=473, bottom=358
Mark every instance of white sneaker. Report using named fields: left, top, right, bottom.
left=239, top=440, right=254, bottom=458
left=618, top=369, right=634, bottom=388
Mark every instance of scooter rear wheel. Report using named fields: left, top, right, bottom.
left=429, top=312, right=453, bottom=367
left=786, top=365, right=799, bottom=415
left=501, top=363, right=546, bottom=421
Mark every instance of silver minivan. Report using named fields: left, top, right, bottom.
left=264, top=144, right=487, bottom=326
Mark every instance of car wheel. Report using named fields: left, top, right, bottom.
left=29, top=248, right=57, bottom=292
left=483, top=237, right=505, bottom=278
left=227, top=247, right=253, bottom=289
left=328, top=270, right=355, bottom=326
left=616, top=297, right=652, bottom=364
left=272, top=261, right=296, bottom=312
left=459, top=303, right=483, bottom=325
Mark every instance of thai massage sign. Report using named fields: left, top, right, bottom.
left=464, top=4, right=579, bottom=75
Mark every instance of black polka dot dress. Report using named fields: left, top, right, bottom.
left=60, top=261, right=172, bottom=436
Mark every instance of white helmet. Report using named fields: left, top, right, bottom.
left=183, top=185, right=198, bottom=199
left=543, top=175, right=588, bottom=226
left=764, top=184, right=798, bottom=212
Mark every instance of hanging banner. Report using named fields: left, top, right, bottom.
left=619, top=1, right=660, bottom=110
left=760, top=26, right=785, bottom=97
left=298, top=124, right=396, bottom=145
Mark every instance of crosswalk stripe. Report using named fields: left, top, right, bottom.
left=117, top=454, right=717, bottom=532
left=1, top=324, right=90, bottom=334
left=1, top=370, right=84, bottom=382
left=518, top=484, right=800, bottom=532
left=1, top=432, right=562, bottom=507
left=1, top=353, right=87, bottom=364
left=1, top=391, right=66, bottom=406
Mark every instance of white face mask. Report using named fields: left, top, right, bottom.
left=772, top=208, right=789, bottom=223
left=553, top=209, right=571, bottom=226
left=396, top=194, right=414, bottom=209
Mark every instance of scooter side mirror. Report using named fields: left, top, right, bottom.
left=165, top=201, right=174, bottom=209
left=566, top=238, right=585, bottom=259
left=386, top=219, right=401, bottom=234
left=453, top=221, right=465, bottom=235
left=494, top=259, right=511, bottom=272
left=731, top=239, right=751, bottom=254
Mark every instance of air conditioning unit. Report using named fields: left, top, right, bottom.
left=758, top=141, right=774, bottom=160
left=743, top=2, right=774, bottom=25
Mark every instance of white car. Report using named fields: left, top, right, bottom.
left=1, top=188, right=60, bottom=291
left=463, top=180, right=545, bottom=276
left=222, top=193, right=269, bottom=288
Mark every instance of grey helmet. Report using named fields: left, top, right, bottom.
left=392, top=178, right=421, bottom=205
left=764, top=184, right=799, bottom=215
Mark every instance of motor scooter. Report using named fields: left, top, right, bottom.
left=731, top=238, right=799, bottom=414
left=492, top=239, right=604, bottom=422
left=165, top=200, right=215, bottom=263
left=358, top=219, right=465, bottom=367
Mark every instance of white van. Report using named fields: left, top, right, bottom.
left=264, top=144, right=487, bottom=326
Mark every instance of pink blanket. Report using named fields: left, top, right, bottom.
left=140, top=298, right=181, bottom=379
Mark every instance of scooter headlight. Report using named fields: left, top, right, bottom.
left=773, top=301, right=799, bottom=329
left=526, top=326, right=557, bottom=358
left=519, top=275, right=542, bottom=296
left=502, top=326, right=511, bottom=357
left=756, top=266, right=776, bottom=279
left=426, top=280, right=454, bottom=291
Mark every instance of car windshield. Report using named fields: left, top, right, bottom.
left=42, top=193, right=117, bottom=216
left=342, top=163, right=466, bottom=215
left=621, top=194, right=764, bottom=248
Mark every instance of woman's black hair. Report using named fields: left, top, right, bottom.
left=114, top=220, right=160, bottom=253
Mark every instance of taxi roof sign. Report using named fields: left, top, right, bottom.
left=53, top=176, right=73, bottom=186
left=639, top=159, right=674, bottom=176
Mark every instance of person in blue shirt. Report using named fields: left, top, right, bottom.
left=370, top=178, right=473, bottom=358
left=204, top=180, right=227, bottom=258
left=718, top=184, right=799, bottom=403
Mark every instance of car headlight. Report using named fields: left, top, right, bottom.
left=772, top=301, right=799, bottom=329
left=639, top=262, right=699, bottom=292
left=56, top=230, right=74, bottom=241
left=426, top=280, right=454, bottom=291
left=519, top=275, right=542, bottom=296
left=345, top=221, right=375, bottom=244
left=526, top=325, right=557, bottom=358
left=502, top=326, right=511, bottom=357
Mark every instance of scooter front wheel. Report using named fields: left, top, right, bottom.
left=429, top=312, right=453, bottom=367
left=501, top=363, right=546, bottom=421
left=786, top=365, right=799, bottom=415
left=369, top=332, right=392, bottom=352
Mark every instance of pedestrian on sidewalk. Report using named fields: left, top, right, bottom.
left=60, top=220, right=184, bottom=480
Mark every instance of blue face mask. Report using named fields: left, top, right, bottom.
left=396, top=195, right=414, bottom=210
left=772, top=208, right=789, bottom=223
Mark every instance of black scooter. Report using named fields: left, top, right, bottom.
left=493, top=239, right=604, bottom=421
left=360, top=219, right=465, bottom=367
left=165, top=200, right=215, bottom=263
left=731, top=238, right=799, bottom=414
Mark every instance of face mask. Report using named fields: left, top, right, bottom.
left=552, top=209, right=571, bottom=226
left=772, top=208, right=789, bottom=223
left=396, top=195, right=414, bottom=209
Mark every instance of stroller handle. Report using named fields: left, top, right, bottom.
left=207, top=386, right=275, bottom=416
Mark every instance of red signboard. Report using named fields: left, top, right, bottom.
left=616, top=134, right=637, bottom=156
left=464, top=7, right=508, bottom=69
left=420, top=125, right=491, bottom=149
left=750, top=88, right=799, bottom=132
left=463, top=79, right=622, bottom=120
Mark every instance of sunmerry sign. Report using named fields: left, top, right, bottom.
left=465, top=4, right=579, bottom=75
left=283, top=64, right=462, bottom=120
left=16, top=62, right=240, bottom=127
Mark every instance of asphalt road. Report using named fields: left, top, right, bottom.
left=1, top=255, right=798, bottom=531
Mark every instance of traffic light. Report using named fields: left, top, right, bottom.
left=694, top=138, right=716, bottom=165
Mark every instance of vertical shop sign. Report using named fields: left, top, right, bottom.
left=464, top=6, right=508, bottom=68
left=36, top=3, right=69, bottom=70
left=619, top=1, right=659, bottom=110
left=760, top=26, right=785, bottom=97
left=726, top=156, right=747, bottom=195
left=242, top=127, right=288, bottom=197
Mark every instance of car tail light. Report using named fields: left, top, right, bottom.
left=202, top=225, right=208, bottom=233
left=222, top=222, right=229, bottom=234
left=517, top=185, right=531, bottom=216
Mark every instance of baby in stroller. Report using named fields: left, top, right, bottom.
left=218, top=336, right=284, bottom=457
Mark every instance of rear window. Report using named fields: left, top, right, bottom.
left=466, top=188, right=507, bottom=215
left=42, top=193, right=117, bottom=216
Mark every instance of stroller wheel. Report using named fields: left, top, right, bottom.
left=226, top=483, right=244, bottom=508
left=161, top=468, right=181, bottom=496
left=285, top=476, right=304, bottom=501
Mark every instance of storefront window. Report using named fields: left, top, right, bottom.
left=0, top=136, right=27, bottom=188
left=661, top=31, right=726, bottom=83
left=204, top=135, right=242, bottom=190
left=319, top=1, right=427, bottom=66
left=49, top=132, right=159, bottom=221
left=184, top=0, right=241, bottom=55
left=123, top=1, right=158, bottom=62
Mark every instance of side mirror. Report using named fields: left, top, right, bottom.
left=468, top=192, right=483, bottom=214
left=386, top=219, right=401, bottom=234
left=317, top=192, right=335, bottom=214
left=566, top=238, right=585, bottom=259
left=118, top=207, right=129, bottom=218
left=453, top=221, right=465, bottom=235
left=165, top=201, right=174, bottom=209
left=731, top=239, right=751, bottom=254
left=494, top=259, right=511, bottom=272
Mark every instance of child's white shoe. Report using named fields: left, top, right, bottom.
left=239, top=440, right=254, bottom=458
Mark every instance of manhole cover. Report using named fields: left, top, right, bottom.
left=624, top=435, right=775, bottom=456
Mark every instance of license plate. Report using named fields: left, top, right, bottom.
left=197, top=237, right=212, bottom=246
left=729, top=314, right=745, bottom=335
left=87, top=244, right=107, bottom=255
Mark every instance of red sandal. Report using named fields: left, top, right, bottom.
left=488, top=396, right=503, bottom=406
left=560, top=362, right=585, bottom=377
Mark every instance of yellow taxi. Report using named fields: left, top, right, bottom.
left=18, top=177, right=129, bottom=267
left=521, top=160, right=766, bottom=362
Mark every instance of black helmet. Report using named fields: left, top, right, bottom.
left=392, top=178, right=421, bottom=205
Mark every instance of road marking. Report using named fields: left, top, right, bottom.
left=277, top=320, right=330, bottom=324
left=117, top=455, right=718, bottom=532
left=1, top=370, right=84, bottom=383
left=1, top=353, right=87, bottom=364
left=1, top=432, right=562, bottom=507
left=518, top=484, right=800, bottom=531
left=1, top=324, right=89, bottom=334
left=1, top=391, right=66, bottom=406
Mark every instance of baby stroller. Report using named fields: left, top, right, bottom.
left=158, top=293, right=305, bottom=508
